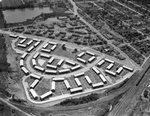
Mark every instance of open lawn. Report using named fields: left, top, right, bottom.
left=35, top=79, right=51, bottom=96
left=53, top=46, right=76, bottom=60
left=25, top=77, right=35, bottom=86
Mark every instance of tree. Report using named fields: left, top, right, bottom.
left=72, top=48, right=78, bottom=53
left=143, top=90, right=148, bottom=98
left=74, top=48, right=78, bottom=52
left=62, top=44, right=66, bottom=50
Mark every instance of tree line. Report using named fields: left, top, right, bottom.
left=59, top=93, right=99, bottom=106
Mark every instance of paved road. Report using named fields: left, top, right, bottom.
left=0, top=97, right=33, bottom=116
left=114, top=0, right=142, bottom=16
left=69, top=0, right=141, bottom=70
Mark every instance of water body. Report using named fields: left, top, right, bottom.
left=3, top=7, right=53, bottom=23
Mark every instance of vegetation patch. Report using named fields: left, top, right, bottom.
left=0, top=34, right=11, bottom=97
left=120, top=45, right=145, bottom=65
left=58, top=93, right=99, bottom=106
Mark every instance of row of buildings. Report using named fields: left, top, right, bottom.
left=97, top=58, right=134, bottom=77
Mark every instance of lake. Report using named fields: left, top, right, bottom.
left=3, top=7, right=53, bottom=23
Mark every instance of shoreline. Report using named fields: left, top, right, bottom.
left=0, top=10, right=6, bottom=29
left=4, top=8, right=71, bottom=28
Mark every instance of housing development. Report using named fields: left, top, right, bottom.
left=0, top=0, right=150, bottom=116
left=9, top=29, right=135, bottom=103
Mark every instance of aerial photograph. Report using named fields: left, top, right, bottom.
left=0, top=0, right=150, bottom=116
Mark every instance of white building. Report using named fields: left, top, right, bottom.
left=30, top=79, right=39, bottom=89
left=58, top=69, right=70, bottom=74
left=77, top=52, right=85, bottom=58
left=51, top=81, right=55, bottom=92
left=64, top=80, right=71, bottom=90
left=33, top=52, right=40, bottom=59
left=48, top=57, right=55, bottom=64
left=45, top=70, right=57, bottom=74
left=41, top=49, right=51, bottom=53
left=85, top=76, right=92, bottom=85
left=75, top=78, right=82, bottom=87
left=116, top=67, right=123, bottom=74
left=32, top=59, right=36, bottom=67
left=21, top=52, right=28, bottom=59
left=30, top=73, right=41, bottom=80
left=70, top=87, right=83, bottom=93
left=57, top=59, right=64, bottom=67
left=9, top=34, right=18, bottom=38
left=21, top=67, right=29, bottom=75
left=92, top=82, right=104, bottom=88
left=71, top=65, right=81, bottom=71
left=86, top=51, right=95, bottom=56
left=49, top=41, right=57, bottom=45
left=53, top=77, right=65, bottom=81
left=27, top=40, right=33, bottom=46
left=40, top=53, right=51, bottom=59
left=19, top=38, right=27, bottom=44
left=65, top=60, right=76, bottom=66
left=47, top=64, right=57, bottom=70
left=77, top=57, right=86, bottom=64
left=42, top=43, right=49, bottom=49
left=105, top=58, right=114, bottom=63
left=19, top=35, right=27, bottom=39
left=34, top=66, right=45, bottom=72
left=106, top=63, right=114, bottom=70
left=40, top=91, right=53, bottom=100
left=123, top=65, right=133, bottom=72
left=51, top=45, right=57, bottom=51
left=27, top=46, right=34, bottom=53
left=97, top=60, right=105, bottom=67
left=92, top=67, right=100, bottom=75
left=99, top=74, right=107, bottom=84
left=29, top=89, right=38, bottom=99
left=17, top=44, right=26, bottom=48
left=105, top=70, right=116, bottom=76
left=34, top=41, right=41, bottom=47
left=88, top=56, right=96, bottom=63
left=74, top=72, right=84, bottom=78
left=20, top=59, right=24, bottom=67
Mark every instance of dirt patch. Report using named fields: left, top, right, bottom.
left=5, top=36, right=19, bottom=71
left=5, top=35, right=25, bottom=99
